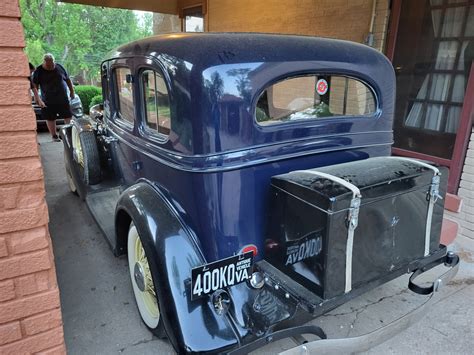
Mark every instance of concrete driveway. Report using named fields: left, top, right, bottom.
left=38, top=132, right=474, bottom=354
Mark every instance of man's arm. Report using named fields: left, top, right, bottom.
left=32, top=83, right=45, bottom=108
left=66, top=78, right=75, bottom=100
left=58, top=64, right=75, bottom=100
left=31, top=68, right=45, bottom=108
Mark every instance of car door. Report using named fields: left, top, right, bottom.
left=104, top=58, right=141, bottom=187
left=130, top=57, right=174, bottom=182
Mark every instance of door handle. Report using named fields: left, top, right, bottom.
left=103, top=136, right=118, bottom=144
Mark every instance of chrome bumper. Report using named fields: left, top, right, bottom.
left=280, top=252, right=460, bottom=355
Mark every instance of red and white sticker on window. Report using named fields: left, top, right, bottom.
left=316, top=79, right=328, bottom=95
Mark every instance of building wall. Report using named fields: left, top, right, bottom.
left=206, top=0, right=390, bottom=52
left=446, top=128, right=474, bottom=240
left=0, top=0, right=66, bottom=353
left=372, top=0, right=390, bottom=52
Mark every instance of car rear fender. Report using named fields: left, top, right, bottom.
left=115, top=181, right=240, bottom=353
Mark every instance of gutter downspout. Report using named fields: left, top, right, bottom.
left=366, top=0, right=377, bottom=47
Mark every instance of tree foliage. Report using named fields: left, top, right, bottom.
left=20, top=0, right=153, bottom=83
left=90, top=94, right=103, bottom=108
left=75, top=85, right=101, bottom=113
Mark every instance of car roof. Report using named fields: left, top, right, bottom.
left=105, top=33, right=395, bottom=156
left=108, top=32, right=385, bottom=69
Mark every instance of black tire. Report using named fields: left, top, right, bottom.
left=72, top=127, right=101, bottom=185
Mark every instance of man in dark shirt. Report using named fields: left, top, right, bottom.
left=32, top=53, right=75, bottom=141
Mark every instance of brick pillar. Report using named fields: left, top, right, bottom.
left=446, top=127, right=474, bottom=240
left=0, top=1, right=66, bottom=353
left=373, top=0, right=390, bottom=53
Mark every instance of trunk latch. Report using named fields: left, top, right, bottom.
left=429, top=175, right=442, bottom=203
left=348, top=195, right=361, bottom=230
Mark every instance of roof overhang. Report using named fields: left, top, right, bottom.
left=59, top=0, right=179, bottom=15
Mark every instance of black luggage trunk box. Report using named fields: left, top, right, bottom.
left=265, top=157, right=447, bottom=300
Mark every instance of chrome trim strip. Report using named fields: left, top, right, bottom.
left=387, top=156, right=440, bottom=173
left=108, top=127, right=392, bottom=173
left=291, top=170, right=361, bottom=197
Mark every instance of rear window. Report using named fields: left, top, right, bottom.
left=256, top=75, right=376, bottom=125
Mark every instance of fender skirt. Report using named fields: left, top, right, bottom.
left=115, top=182, right=240, bottom=353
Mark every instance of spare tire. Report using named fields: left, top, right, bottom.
left=71, top=125, right=101, bottom=185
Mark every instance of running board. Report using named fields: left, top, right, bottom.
left=85, top=187, right=121, bottom=255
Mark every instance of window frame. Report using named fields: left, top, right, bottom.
left=100, top=61, right=111, bottom=120
left=111, top=65, right=135, bottom=129
left=181, top=5, right=204, bottom=32
left=386, top=0, right=474, bottom=194
left=138, top=66, right=172, bottom=144
left=253, top=73, right=380, bottom=127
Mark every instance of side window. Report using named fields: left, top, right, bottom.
left=141, top=69, right=171, bottom=136
left=256, top=75, right=376, bottom=125
left=114, top=67, right=134, bottom=125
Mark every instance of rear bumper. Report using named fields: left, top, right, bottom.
left=279, top=251, right=459, bottom=355
left=223, top=248, right=459, bottom=354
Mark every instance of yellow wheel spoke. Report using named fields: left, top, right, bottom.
left=133, top=230, right=159, bottom=318
left=147, top=285, right=156, bottom=296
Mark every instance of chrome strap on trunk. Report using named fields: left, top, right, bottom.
left=387, top=157, right=441, bottom=256
left=292, top=170, right=361, bottom=293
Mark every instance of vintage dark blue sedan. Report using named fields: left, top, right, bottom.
left=61, top=33, right=459, bottom=354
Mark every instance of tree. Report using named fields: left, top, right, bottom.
left=138, top=12, right=153, bottom=38
left=24, top=39, right=44, bottom=66
left=227, top=68, right=252, bottom=103
left=20, top=0, right=153, bottom=83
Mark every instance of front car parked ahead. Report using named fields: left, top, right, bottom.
left=32, top=89, right=83, bottom=126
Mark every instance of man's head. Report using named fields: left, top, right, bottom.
left=42, top=53, right=55, bottom=71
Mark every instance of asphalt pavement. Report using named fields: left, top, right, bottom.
left=38, top=131, right=474, bottom=354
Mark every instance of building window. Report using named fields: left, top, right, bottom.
left=183, top=6, right=204, bottom=32
left=114, top=67, right=134, bottom=125
left=392, top=0, right=474, bottom=160
left=141, top=69, right=171, bottom=136
left=255, top=75, right=376, bottom=125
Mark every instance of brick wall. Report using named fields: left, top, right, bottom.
left=206, top=0, right=390, bottom=50
left=205, top=0, right=390, bottom=122
left=446, top=128, right=474, bottom=240
left=0, top=1, right=66, bottom=353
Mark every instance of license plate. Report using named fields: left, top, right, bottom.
left=191, top=252, right=254, bottom=300
left=285, top=232, right=323, bottom=266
